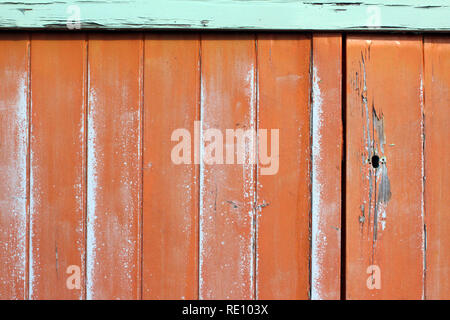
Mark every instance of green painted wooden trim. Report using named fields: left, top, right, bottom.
left=0, top=0, right=449, bottom=31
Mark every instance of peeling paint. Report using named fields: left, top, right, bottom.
left=311, top=65, right=325, bottom=300
left=0, top=71, right=28, bottom=299
left=372, top=108, right=391, bottom=239
left=419, top=73, right=426, bottom=299
left=198, top=75, right=205, bottom=299
left=86, top=82, right=98, bottom=299
left=0, top=0, right=449, bottom=31
left=358, top=48, right=393, bottom=265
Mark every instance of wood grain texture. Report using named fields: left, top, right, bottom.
left=256, top=34, right=311, bottom=299
left=0, top=1, right=449, bottom=31
left=311, top=34, right=342, bottom=300
left=0, top=34, right=29, bottom=300
left=199, top=34, right=256, bottom=299
left=424, top=37, right=450, bottom=300
left=1, top=32, right=449, bottom=301
left=86, top=34, right=142, bottom=300
left=142, top=34, right=200, bottom=299
left=29, top=33, right=86, bottom=299
left=346, top=36, right=425, bottom=299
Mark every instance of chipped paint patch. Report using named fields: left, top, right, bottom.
left=198, top=53, right=256, bottom=299
left=0, top=72, right=29, bottom=299
left=419, top=74, right=426, bottom=300
left=198, top=76, right=206, bottom=299
left=27, top=72, right=38, bottom=299
left=86, top=85, right=98, bottom=300
left=372, top=110, right=391, bottom=240
left=1, top=1, right=449, bottom=31
left=311, top=66, right=325, bottom=300
left=28, top=147, right=35, bottom=299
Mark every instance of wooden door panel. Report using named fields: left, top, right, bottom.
left=311, top=34, right=343, bottom=300
left=29, top=33, right=87, bottom=300
left=256, top=34, right=311, bottom=299
left=424, top=37, right=450, bottom=300
left=346, top=36, right=424, bottom=299
left=86, top=34, right=142, bottom=300
left=0, top=34, right=29, bottom=300
left=199, top=34, right=257, bottom=299
left=142, top=33, right=200, bottom=299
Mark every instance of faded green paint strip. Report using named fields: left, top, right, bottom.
left=0, top=0, right=449, bottom=31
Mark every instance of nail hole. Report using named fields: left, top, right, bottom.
left=371, top=155, right=380, bottom=169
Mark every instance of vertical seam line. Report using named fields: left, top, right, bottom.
left=309, top=33, right=314, bottom=300
left=139, top=32, right=145, bottom=301
left=83, top=32, right=89, bottom=301
left=26, top=32, right=31, bottom=301
left=197, top=32, right=203, bottom=301
left=253, top=33, right=259, bottom=301
left=341, top=33, right=347, bottom=301
left=421, top=34, right=427, bottom=301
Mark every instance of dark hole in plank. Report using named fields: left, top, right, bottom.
left=371, top=155, right=380, bottom=169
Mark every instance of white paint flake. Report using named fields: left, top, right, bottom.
left=311, top=66, right=325, bottom=300
left=86, top=85, right=98, bottom=300
left=198, top=76, right=206, bottom=299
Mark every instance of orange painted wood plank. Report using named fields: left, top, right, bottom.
left=87, top=34, right=142, bottom=300
left=311, top=34, right=342, bottom=300
left=424, top=37, right=450, bottom=300
left=346, top=36, right=425, bottom=299
left=0, top=34, right=29, bottom=300
left=142, top=34, right=200, bottom=299
left=199, top=34, right=256, bottom=299
left=29, top=34, right=87, bottom=300
left=256, top=34, right=311, bottom=299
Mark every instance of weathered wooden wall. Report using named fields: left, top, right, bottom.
left=0, top=33, right=448, bottom=300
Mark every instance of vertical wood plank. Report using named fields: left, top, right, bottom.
left=346, top=36, right=424, bottom=299
left=256, top=34, right=311, bottom=299
left=0, top=34, right=29, bottom=300
left=142, top=34, right=200, bottom=299
left=424, top=37, right=450, bottom=300
left=29, top=34, right=86, bottom=299
left=87, top=34, right=142, bottom=300
left=199, top=34, right=256, bottom=299
left=311, top=34, right=342, bottom=300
